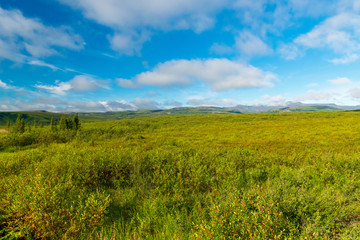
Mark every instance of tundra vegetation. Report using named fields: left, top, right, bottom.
left=1, top=112, right=360, bottom=239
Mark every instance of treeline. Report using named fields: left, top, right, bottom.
left=7, top=113, right=81, bottom=134
left=1, top=114, right=82, bottom=149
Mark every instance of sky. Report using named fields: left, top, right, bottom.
left=2, top=0, right=360, bottom=112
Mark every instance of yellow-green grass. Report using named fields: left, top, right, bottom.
left=1, top=112, right=360, bottom=239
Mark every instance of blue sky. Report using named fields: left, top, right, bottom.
left=2, top=0, right=360, bottom=111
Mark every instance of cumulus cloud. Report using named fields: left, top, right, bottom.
left=110, top=31, right=151, bottom=56
left=0, top=7, right=84, bottom=63
left=235, top=31, right=273, bottom=57
left=35, top=75, right=109, bottom=95
left=328, top=77, right=352, bottom=85
left=212, top=31, right=272, bottom=58
left=118, top=58, right=276, bottom=91
left=59, top=0, right=225, bottom=55
left=117, top=78, right=140, bottom=89
left=294, top=13, right=360, bottom=64
left=59, top=0, right=223, bottom=31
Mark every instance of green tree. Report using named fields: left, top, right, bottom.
left=13, top=115, right=25, bottom=133
left=50, top=118, right=57, bottom=132
left=59, top=116, right=67, bottom=130
left=66, top=117, right=73, bottom=130
left=33, top=120, right=37, bottom=128
left=73, top=113, right=80, bottom=130
left=6, top=121, right=11, bottom=131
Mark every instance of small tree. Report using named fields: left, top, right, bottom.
left=50, top=118, right=57, bottom=132
left=66, top=117, right=73, bottom=130
left=73, top=113, right=80, bottom=130
left=6, top=121, right=11, bottom=131
left=33, top=120, right=37, bottom=128
left=59, top=116, right=67, bottom=130
left=13, top=115, right=25, bottom=133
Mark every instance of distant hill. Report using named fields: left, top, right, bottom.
left=1, top=103, right=359, bottom=126
left=267, top=106, right=341, bottom=113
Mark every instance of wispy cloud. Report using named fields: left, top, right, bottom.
left=35, top=75, right=110, bottom=95
left=0, top=80, right=23, bottom=91
left=0, top=7, right=84, bottom=63
left=328, top=77, right=352, bottom=85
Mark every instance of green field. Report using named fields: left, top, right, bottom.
left=1, top=112, right=360, bottom=239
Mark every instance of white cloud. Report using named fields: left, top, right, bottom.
left=278, top=44, right=302, bottom=60
left=119, top=58, right=276, bottom=91
left=349, top=88, right=360, bottom=98
left=0, top=7, right=84, bottom=62
left=294, top=89, right=339, bottom=102
left=235, top=31, right=272, bottom=57
left=0, top=80, right=11, bottom=90
left=294, top=13, right=360, bottom=64
left=210, top=43, right=233, bottom=55
left=35, top=75, right=109, bottom=95
left=210, top=31, right=272, bottom=58
left=110, top=31, right=151, bottom=56
left=0, top=80, right=23, bottom=91
left=330, top=54, right=359, bottom=64
left=100, top=100, right=137, bottom=111
left=187, top=98, right=236, bottom=107
left=328, top=77, right=352, bottom=85
left=59, top=0, right=223, bottom=31
left=35, top=82, right=72, bottom=95
left=261, top=94, right=287, bottom=106
left=69, top=75, right=109, bottom=91
left=133, top=98, right=159, bottom=109
left=0, top=96, right=162, bottom=112
left=28, top=60, right=61, bottom=71
left=117, top=79, right=140, bottom=88
left=59, top=0, right=225, bottom=55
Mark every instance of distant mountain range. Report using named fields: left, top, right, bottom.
left=1, top=103, right=360, bottom=126
left=232, top=102, right=360, bottom=112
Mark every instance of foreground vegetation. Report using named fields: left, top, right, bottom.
left=1, top=111, right=360, bottom=239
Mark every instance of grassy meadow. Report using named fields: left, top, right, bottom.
left=1, top=111, right=360, bottom=239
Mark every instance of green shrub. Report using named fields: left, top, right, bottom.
left=1, top=173, right=110, bottom=239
